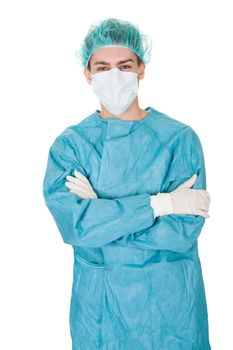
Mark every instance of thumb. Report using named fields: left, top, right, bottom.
left=173, top=174, right=198, bottom=192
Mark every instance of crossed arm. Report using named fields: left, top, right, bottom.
left=43, top=126, right=209, bottom=253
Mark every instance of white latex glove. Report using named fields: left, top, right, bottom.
left=150, top=174, right=210, bottom=219
left=65, top=170, right=98, bottom=199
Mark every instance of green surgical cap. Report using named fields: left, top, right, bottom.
left=75, top=18, right=153, bottom=68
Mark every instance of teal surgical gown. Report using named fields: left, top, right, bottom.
left=42, top=106, right=211, bottom=349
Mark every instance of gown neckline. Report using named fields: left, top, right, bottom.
left=94, top=106, right=153, bottom=124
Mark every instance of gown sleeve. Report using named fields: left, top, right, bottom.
left=124, top=126, right=208, bottom=253
left=42, top=134, right=155, bottom=247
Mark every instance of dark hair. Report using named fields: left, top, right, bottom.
left=87, top=54, right=143, bottom=72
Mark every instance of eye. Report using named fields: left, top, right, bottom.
left=120, top=65, right=131, bottom=70
left=97, top=67, right=108, bottom=71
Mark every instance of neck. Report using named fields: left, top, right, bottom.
left=99, top=97, right=148, bottom=121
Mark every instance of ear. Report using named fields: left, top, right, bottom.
left=138, top=62, right=145, bottom=81
left=84, top=68, right=92, bottom=85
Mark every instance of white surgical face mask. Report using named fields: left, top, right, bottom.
left=90, top=67, right=139, bottom=116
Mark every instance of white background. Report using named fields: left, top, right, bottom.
left=0, top=1, right=232, bottom=349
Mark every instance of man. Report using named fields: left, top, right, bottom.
left=43, top=18, right=211, bottom=349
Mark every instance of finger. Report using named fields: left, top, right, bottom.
left=197, top=189, right=211, bottom=201
left=65, top=181, right=92, bottom=192
left=66, top=175, right=87, bottom=185
left=69, top=189, right=82, bottom=197
left=70, top=189, right=91, bottom=199
left=65, top=180, right=86, bottom=191
left=199, top=196, right=210, bottom=207
left=194, top=190, right=210, bottom=207
left=66, top=174, right=94, bottom=192
left=199, top=203, right=209, bottom=211
left=74, top=170, right=91, bottom=186
left=174, top=174, right=197, bottom=191
left=66, top=175, right=79, bottom=184
left=205, top=191, right=211, bottom=200
left=70, top=189, right=97, bottom=199
left=198, top=201, right=209, bottom=210
left=65, top=177, right=92, bottom=192
left=92, top=192, right=98, bottom=199
left=70, top=190, right=87, bottom=199
left=65, top=181, right=74, bottom=190
left=196, top=209, right=209, bottom=218
left=183, top=174, right=198, bottom=188
left=66, top=179, right=97, bottom=198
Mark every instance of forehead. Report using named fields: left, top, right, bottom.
left=91, top=46, right=137, bottom=64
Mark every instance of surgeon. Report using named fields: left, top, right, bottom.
left=43, top=18, right=212, bottom=349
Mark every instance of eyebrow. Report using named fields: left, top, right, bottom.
left=93, top=58, right=134, bottom=66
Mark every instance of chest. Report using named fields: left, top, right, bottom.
left=82, top=126, right=173, bottom=198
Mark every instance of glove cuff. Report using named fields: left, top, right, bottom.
left=150, top=193, right=173, bottom=218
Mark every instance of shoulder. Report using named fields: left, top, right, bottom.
left=149, top=106, right=200, bottom=145
left=50, top=110, right=98, bottom=149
